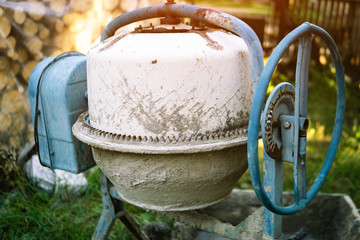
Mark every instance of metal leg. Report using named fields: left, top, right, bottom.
left=92, top=170, right=149, bottom=240
left=263, top=152, right=283, bottom=239
left=92, top=206, right=118, bottom=240
left=92, top=171, right=119, bottom=240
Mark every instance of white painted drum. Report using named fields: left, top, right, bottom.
left=87, top=25, right=252, bottom=140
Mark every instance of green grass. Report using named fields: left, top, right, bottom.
left=0, top=167, right=172, bottom=240
left=194, top=0, right=271, bottom=15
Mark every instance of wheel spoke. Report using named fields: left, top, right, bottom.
left=294, top=34, right=313, bottom=204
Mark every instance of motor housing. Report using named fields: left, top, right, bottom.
left=29, top=52, right=94, bottom=173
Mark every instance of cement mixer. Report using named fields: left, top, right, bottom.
left=28, top=0, right=345, bottom=239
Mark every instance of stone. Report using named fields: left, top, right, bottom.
left=143, top=222, right=172, bottom=240
left=171, top=222, right=197, bottom=240
left=24, top=155, right=88, bottom=197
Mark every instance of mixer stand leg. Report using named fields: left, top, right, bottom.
left=263, top=152, right=283, bottom=239
left=92, top=170, right=150, bottom=240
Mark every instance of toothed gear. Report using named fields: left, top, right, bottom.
left=261, top=82, right=295, bottom=160
left=72, top=111, right=248, bottom=154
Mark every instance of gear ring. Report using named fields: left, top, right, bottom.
left=261, top=82, right=295, bottom=160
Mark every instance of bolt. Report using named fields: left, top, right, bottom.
left=283, top=121, right=291, bottom=129
left=50, top=151, right=54, bottom=155
left=105, top=205, right=109, bottom=209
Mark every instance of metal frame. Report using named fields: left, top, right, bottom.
left=93, top=171, right=267, bottom=240
left=94, top=172, right=314, bottom=240
left=247, top=22, right=346, bottom=215
left=92, top=171, right=149, bottom=240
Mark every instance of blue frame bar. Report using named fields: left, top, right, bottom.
left=294, top=34, right=313, bottom=203
left=92, top=171, right=150, bottom=240
left=263, top=151, right=283, bottom=238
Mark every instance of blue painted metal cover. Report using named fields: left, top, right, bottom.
left=28, top=52, right=95, bottom=173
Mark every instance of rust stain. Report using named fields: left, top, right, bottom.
left=237, top=51, right=246, bottom=58
left=196, top=8, right=234, bottom=31
left=98, top=33, right=129, bottom=52
left=151, top=59, right=158, bottom=64
left=196, top=8, right=220, bottom=18
left=194, top=31, right=224, bottom=51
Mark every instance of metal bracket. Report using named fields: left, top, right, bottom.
left=280, top=115, right=309, bottom=164
left=92, top=171, right=149, bottom=240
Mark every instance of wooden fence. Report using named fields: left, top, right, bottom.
left=274, top=0, right=360, bottom=78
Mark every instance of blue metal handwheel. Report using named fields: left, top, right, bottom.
left=247, top=23, right=346, bottom=215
